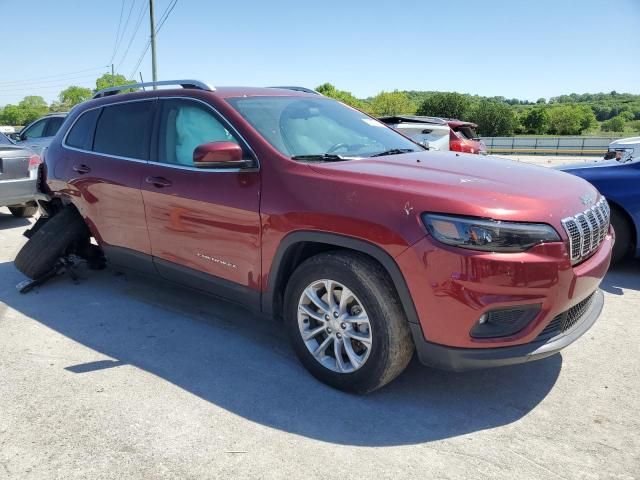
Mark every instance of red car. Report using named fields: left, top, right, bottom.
left=16, top=80, right=612, bottom=393
left=448, top=120, right=487, bottom=154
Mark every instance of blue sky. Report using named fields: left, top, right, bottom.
left=1, top=0, right=639, bottom=106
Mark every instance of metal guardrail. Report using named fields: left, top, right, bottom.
left=481, top=136, right=620, bottom=156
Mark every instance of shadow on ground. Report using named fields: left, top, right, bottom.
left=0, top=260, right=562, bottom=447
left=0, top=212, right=31, bottom=230
left=601, top=259, right=640, bottom=295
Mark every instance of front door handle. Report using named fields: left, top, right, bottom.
left=73, top=164, right=91, bottom=174
left=145, top=176, right=172, bottom=188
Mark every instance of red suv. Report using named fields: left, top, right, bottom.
left=448, top=120, right=487, bottom=154
left=16, top=80, right=613, bottom=393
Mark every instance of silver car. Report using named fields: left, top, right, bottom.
left=0, top=133, right=46, bottom=217
left=11, top=113, right=67, bottom=155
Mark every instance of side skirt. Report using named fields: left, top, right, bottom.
left=102, top=245, right=261, bottom=313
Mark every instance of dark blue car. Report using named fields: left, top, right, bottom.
left=559, top=157, right=639, bottom=264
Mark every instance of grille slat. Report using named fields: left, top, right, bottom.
left=561, top=198, right=610, bottom=265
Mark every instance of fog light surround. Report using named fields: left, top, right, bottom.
left=470, top=304, right=542, bottom=339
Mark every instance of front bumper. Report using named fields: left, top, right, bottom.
left=410, top=289, right=603, bottom=371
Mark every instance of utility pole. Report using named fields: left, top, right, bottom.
left=111, top=64, right=115, bottom=85
left=149, top=0, right=158, bottom=88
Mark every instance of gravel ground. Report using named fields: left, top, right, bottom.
left=1, top=205, right=638, bottom=480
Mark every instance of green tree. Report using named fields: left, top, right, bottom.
left=369, top=90, right=413, bottom=116
left=95, top=73, right=137, bottom=92
left=416, top=92, right=471, bottom=120
left=17, top=96, right=49, bottom=124
left=59, top=86, right=92, bottom=107
left=547, top=105, right=594, bottom=135
left=315, top=83, right=367, bottom=111
left=521, top=107, right=550, bottom=134
left=601, top=116, right=626, bottom=132
left=468, top=100, right=517, bottom=136
left=0, top=104, right=27, bottom=126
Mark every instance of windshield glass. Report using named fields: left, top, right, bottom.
left=0, top=133, right=13, bottom=145
left=226, top=96, right=423, bottom=159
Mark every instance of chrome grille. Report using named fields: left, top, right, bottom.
left=561, top=198, right=610, bottom=264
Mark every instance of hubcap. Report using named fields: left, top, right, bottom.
left=297, top=279, right=372, bottom=373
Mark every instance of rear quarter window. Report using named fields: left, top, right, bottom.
left=93, top=101, right=154, bottom=159
left=65, top=109, right=100, bottom=150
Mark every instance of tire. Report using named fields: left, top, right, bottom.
left=284, top=251, right=414, bottom=394
left=14, top=207, right=89, bottom=279
left=610, top=207, right=633, bottom=265
left=9, top=203, right=38, bottom=218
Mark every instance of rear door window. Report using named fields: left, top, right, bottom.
left=44, top=116, right=65, bottom=137
left=94, top=100, right=155, bottom=160
left=65, top=109, right=101, bottom=150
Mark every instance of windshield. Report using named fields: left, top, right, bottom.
left=0, top=133, right=14, bottom=145
left=226, top=96, right=423, bottom=159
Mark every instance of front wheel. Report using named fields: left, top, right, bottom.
left=610, top=208, right=633, bottom=265
left=284, top=251, right=414, bottom=394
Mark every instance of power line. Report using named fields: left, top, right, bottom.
left=110, top=0, right=137, bottom=65
left=0, top=80, right=98, bottom=94
left=0, top=73, right=105, bottom=89
left=109, top=0, right=126, bottom=64
left=116, top=0, right=149, bottom=72
left=0, top=66, right=108, bottom=87
left=129, top=0, right=178, bottom=79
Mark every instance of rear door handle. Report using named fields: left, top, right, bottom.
left=73, top=164, right=91, bottom=174
left=145, top=176, right=172, bottom=188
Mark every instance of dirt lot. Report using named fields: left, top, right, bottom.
left=1, top=203, right=639, bottom=479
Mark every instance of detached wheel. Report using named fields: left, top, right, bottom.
left=610, top=207, right=633, bottom=265
left=284, top=251, right=414, bottom=394
left=14, top=207, right=89, bottom=279
left=9, top=203, right=38, bottom=218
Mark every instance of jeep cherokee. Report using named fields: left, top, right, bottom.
left=15, top=80, right=613, bottom=393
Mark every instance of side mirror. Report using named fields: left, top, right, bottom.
left=9, top=132, right=22, bottom=142
left=193, top=141, right=251, bottom=168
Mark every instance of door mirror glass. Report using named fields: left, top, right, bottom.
left=193, top=141, right=246, bottom=168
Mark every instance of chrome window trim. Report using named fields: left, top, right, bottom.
left=61, top=96, right=260, bottom=173
left=149, top=96, right=260, bottom=172
left=61, top=97, right=158, bottom=163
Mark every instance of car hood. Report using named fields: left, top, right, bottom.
left=308, top=151, right=600, bottom=228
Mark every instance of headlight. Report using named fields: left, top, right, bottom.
left=422, top=213, right=561, bottom=252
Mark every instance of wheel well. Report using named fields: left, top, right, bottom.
left=609, top=200, right=637, bottom=250
left=269, top=240, right=403, bottom=322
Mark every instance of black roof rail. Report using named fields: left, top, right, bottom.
left=93, top=79, right=214, bottom=99
left=268, top=86, right=322, bottom=95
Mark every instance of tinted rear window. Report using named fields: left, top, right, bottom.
left=66, top=109, right=100, bottom=150
left=45, top=116, right=65, bottom=137
left=93, top=101, right=154, bottom=159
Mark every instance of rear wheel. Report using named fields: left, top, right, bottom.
left=14, top=207, right=89, bottom=279
left=9, top=203, right=38, bottom=218
left=284, top=251, right=414, bottom=394
left=610, top=207, right=633, bottom=265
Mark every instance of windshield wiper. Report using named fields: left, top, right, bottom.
left=291, top=153, right=347, bottom=162
left=369, top=148, right=416, bottom=157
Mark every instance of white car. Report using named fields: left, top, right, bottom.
left=0, top=133, right=44, bottom=217
left=378, top=116, right=451, bottom=151
left=10, top=113, right=67, bottom=155
left=607, top=136, right=640, bottom=160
